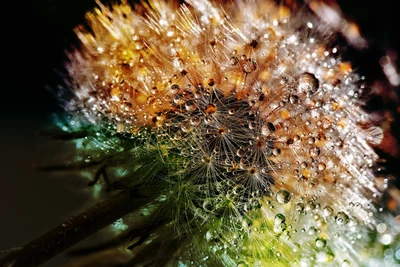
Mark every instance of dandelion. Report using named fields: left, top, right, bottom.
left=2, top=0, right=399, bottom=266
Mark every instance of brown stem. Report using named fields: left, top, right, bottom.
left=0, top=189, right=150, bottom=267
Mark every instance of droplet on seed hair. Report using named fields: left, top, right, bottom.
left=171, top=84, right=180, bottom=94
left=298, top=72, right=319, bottom=94
left=243, top=59, right=257, bottom=73
left=323, top=206, right=334, bottom=217
left=276, top=190, right=291, bottom=204
left=318, top=162, right=326, bottom=171
left=190, top=116, right=201, bottom=126
left=205, top=104, right=217, bottom=114
left=336, top=211, right=349, bottom=225
left=309, top=146, right=320, bottom=157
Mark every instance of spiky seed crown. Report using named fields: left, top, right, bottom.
left=60, top=0, right=399, bottom=266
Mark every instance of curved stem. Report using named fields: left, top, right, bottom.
left=0, top=189, right=149, bottom=267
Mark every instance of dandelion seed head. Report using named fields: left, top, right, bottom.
left=62, top=0, right=399, bottom=265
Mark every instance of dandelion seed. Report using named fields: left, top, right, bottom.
left=43, top=0, right=400, bottom=266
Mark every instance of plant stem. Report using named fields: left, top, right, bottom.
left=0, top=189, right=149, bottom=267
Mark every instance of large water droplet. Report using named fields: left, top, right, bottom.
left=276, top=190, right=291, bottom=204
left=205, top=104, right=217, bottom=114
left=323, top=206, right=333, bottom=217
left=315, top=237, right=326, bottom=248
left=190, top=116, right=201, bottom=126
left=298, top=72, right=319, bottom=94
left=336, top=211, right=349, bottom=225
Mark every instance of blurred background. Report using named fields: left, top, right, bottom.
left=1, top=0, right=399, bottom=266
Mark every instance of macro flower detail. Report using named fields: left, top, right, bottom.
left=60, top=0, right=399, bottom=266
left=2, top=0, right=399, bottom=267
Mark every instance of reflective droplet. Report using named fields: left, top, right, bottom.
left=315, top=237, right=326, bottom=248
left=336, top=211, right=349, bottom=225
left=296, top=203, right=304, bottom=212
left=298, top=72, right=319, bottom=94
left=248, top=121, right=257, bottom=129
left=151, top=87, right=158, bottom=95
left=205, top=104, right=217, bottom=114
left=190, top=116, right=201, bottom=126
left=289, top=95, right=299, bottom=104
left=272, top=148, right=281, bottom=156
left=307, top=137, right=315, bottom=144
left=243, top=59, right=257, bottom=73
left=174, top=94, right=185, bottom=105
left=230, top=56, right=239, bottom=65
left=318, top=162, right=326, bottom=171
left=171, top=84, right=180, bottom=93
left=236, top=148, right=246, bottom=157
left=309, top=147, right=320, bottom=157
left=323, top=206, right=333, bottom=217
left=276, top=190, right=291, bottom=204
left=236, top=261, right=249, bottom=267
left=185, top=100, right=197, bottom=111
left=341, top=260, right=350, bottom=267
left=181, top=121, right=193, bottom=133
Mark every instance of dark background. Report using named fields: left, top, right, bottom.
left=1, top=0, right=399, bottom=266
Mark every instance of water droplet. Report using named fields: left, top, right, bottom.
left=205, top=104, right=217, bottom=114
left=236, top=148, right=246, bottom=157
left=307, top=137, right=315, bottom=144
left=341, top=260, right=350, bottom=267
left=174, top=94, right=185, bottom=105
left=248, top=121, right=257, bottom=129
left=272, top=148, right=281, bottom=156
left=315, top=237, right=326, bottom=248
left=185, top=100, right=197, bottom=111
left=274, top=213, right=286, bottom=224
left=323, top=206, right=333, bottom=217
left=181, top=121, right=193, bottom=133
left=308, top=227, right=317, bottom=235
left=336, top=211, right=349, bottom=225
left=276, top=190, right=291, bottom=204
left=151, top=87, right=158, bottom=94
left=318, top=162, right=326, bottom=171
left=236, top=261, right=249, bottom=267
left=309, top=147, right=320, bottom=157
left=296, top=203, right=304, bottom=212
left=289, top=95, right=299, bottom=104
left=230, top=56, right=239, bottom=65
left=298, top=72, right=319, bottom=94
left=190, top=116, right=201, bottom=126
left=242, top=59, right=257, bottom=73
left=171, top=84, right=180, bottom=93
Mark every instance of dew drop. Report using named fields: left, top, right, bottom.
left=272, top=148, right=281, bottom=156
left=185, top=100, right=197, bottom=111
left=323, top=206, right=333, bottom=217
left=236, top=147, right=246, bottom=157
left=174, top=94, right=185, bottom=105
left=318, top=162, right=326, bottom=171
left=315, top=237, right=326, bottom=248
left=171, top=84, right=180, bottom=93
left=276, top=190, right=291, bottom=204
left=190, top=116, right=201, bottom=126
left=243, top=59, right=257, bottom=73
left=151, top=87, right=158, bottom=95
left=230, top=56, right=239, bottom=65
left=181, top=121, right=193, bottom=133
left=298, top=72, right=319, bottom=94
left=309, top=146, right=321, bottom=157
left=205, top=104, right=217, bottom=114
left=336, top=211, right=349, bottom=225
